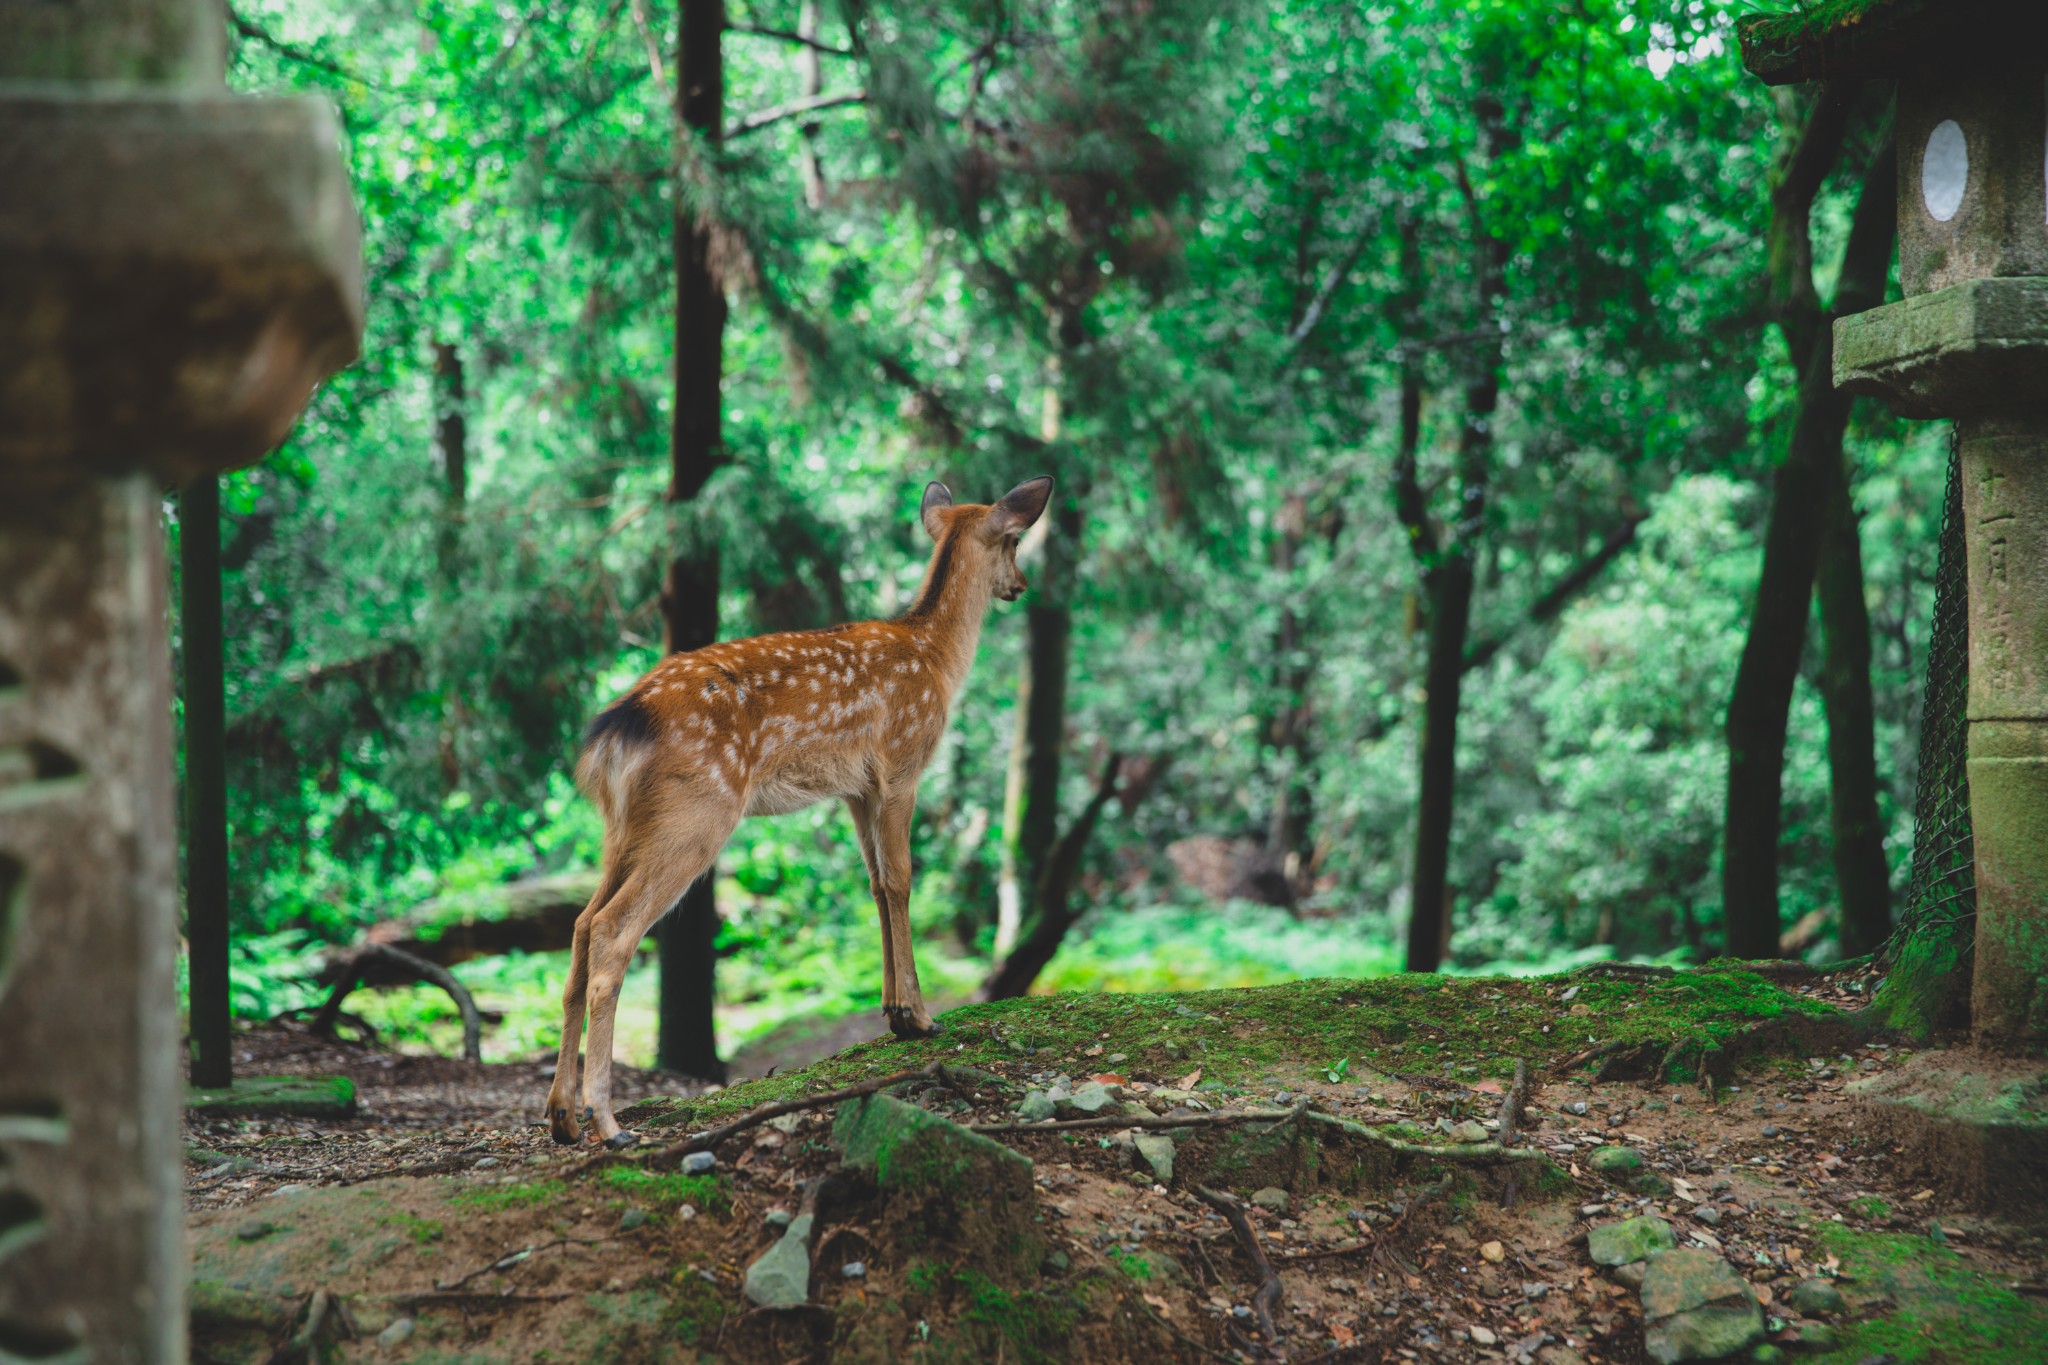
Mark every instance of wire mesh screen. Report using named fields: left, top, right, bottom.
left=1888, top=426, right=1975, bottom=962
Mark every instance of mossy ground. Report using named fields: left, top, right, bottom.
left=186, top=1073, right=358, bottom=1119
left=1807, top=1223, right=2048, bottom=1364
left=625, top=971, right=1835, bottom=1133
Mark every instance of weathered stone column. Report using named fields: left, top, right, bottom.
left=1744, top=5, right=2048, bottom=1047
left=0, top=0, right=362, bottom=1356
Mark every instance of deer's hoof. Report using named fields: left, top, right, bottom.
left=548, top=1105, right=580, bottom=1146
left=884, top=1005, right=943, bottom=1040
left=603, top=1129, right=640, bottom=1151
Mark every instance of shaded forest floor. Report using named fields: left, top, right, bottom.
left=185, top=969, right=2048, bottom=1364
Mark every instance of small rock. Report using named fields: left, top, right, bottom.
left=1062, top=1081, right=1116, bottom=1116
left=1480, top=1240, right=1506, bottom=1263
left=1018, top=1090, right=1056, bottom=1122
left=1250, top=1187, right=1289, bottom=1214
left=765, top=1209, right=794, bottom=1231
left=376, top=1318, right=416, bottom=1349
left=1274, top=1091, right=1294, bottom=1104
left=1470, top=1325, right=1499, bottom=1345
left=1448, top=1120, right=1490, bottom=1144
left=1107, top=1053, right=1128, bottom=1064
left=841, top=1261, right=867, bottom=1279
left=473, top=1156, right=500, bottom=1170
left=1566, top=1101, right=1590, bottom=1116
left=1589, top=1146, right=1645, bottom=1175
left=1784, top=1278, right=1846, bottom=1316
left=1043, top=1250, right=1071, bottom=1273
left=1640, top=1248, right=1765, bottom=1364
left=743, top=1212, right=815, bottom=1307
left=681, top=1151, right=716, bottom=1175
left=1133, top=1133, right=1175, bottom=1184
left=1613, top=1261, right=1648, bottom=1291
left=1694, top=1206, right=1723, bottom=1228
left=1589, top=1216, right=1676, bottom=1267
left=233, top=1221, right=277, bottom=1243
left=619, top=1208, right=650, bottom=1231
left=1761, top=1125, right=1780, bottom=1139
left=1794, top=1322, right=1838, bottom=1351
left=1579, top=1203, right=1609, bottom=1217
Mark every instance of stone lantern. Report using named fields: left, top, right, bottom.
left=0, top=0, right=361, bottom=1356
left=1745, top=3, right=2048, bottom=1051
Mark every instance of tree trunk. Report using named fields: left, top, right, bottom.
left=431, top=339, right=467, bottom=579
left=1404, top=554, right=1474, bottom=972
left=995, top=511, right=1075, bottom=957
left=1265, top=491, right=1314, bottom=876
left=654, top=0, right=729, bottom=1080
left=1722, top=109, right=1893, bottom=959
left=180, top=474, right=232, bottom=1089
left=1816, top=443, right=1893, bottom=956
left=983, top=753, right=1123, bottom=1000
left=1722, top=348, right=1844, bottom=957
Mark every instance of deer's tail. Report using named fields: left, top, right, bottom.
left=577, top=692, right=658, bottom=826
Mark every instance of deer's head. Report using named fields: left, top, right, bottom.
left=920, top=476, right=1055, bottom=603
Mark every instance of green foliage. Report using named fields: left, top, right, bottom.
left=189, top=0, right=1953, bottom=1058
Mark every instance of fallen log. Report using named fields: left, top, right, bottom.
left=320, top=871, right=601, bottom=985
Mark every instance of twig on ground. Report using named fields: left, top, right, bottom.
left=977, top=1102, right=1548, bottom=1165
left=567, top=1062, right=946, bottom=1177
left=432, top=1235, right=614, bottom=1292
left=390, top=1291, right=573, bottom=1307
left=1196, top=1185, right=1286, bottom=1357
left=1496, top=1058, right=1532, bottom=1209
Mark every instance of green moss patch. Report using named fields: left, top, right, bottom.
left=1806, top=1223, right=2048, bottom=1364
left=904, top=1261, right=1082, bottom=1365
left=600, top=1166, right=729, bottom=1214
left=622, top=971, right=1836, bottom=1134
left=449, top=1178, right=567, bottom=1212
left=185, top=1074, right=357, bottom=1119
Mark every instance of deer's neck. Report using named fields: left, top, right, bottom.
left=901, top=530, right=994, bottom=693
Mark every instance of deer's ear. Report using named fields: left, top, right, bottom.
left=920, top=481, right=955, bottom=540
left=988, top=476, right=1054, bottom=535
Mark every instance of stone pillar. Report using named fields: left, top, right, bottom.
left=1831, top=65, right=2048, bottom=1047
left=0, top=0, right=362, bottom=1356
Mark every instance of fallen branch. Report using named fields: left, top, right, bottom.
left=390, top=1291, right=572, bottom=1307
left=314, top=942, right=483, bottom=1063
left=566, top=1062, right=946, bottom=1177
left=976, top=1103, right=1552, bottom=1166
left=1496, top=1059, right=1533, bottom=1210
left=433, top=1235, right=613, bottom=1292
left=1196, top=1186, right=1285, bottom=1356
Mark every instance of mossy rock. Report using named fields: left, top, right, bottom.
left=834, top=1093, right=1042, bottom=1279
left=186, top=1074, right=357, bottom=1119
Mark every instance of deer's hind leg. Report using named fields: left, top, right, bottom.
left=546, top=868, right=624, bottom=1144
left=581, top=794, right=739, bottom=1148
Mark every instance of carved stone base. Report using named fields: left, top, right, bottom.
left=0, top=479, right=184, bottom=1364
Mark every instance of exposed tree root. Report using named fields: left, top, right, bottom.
left=1196, top=1185, right=1286, bottom=1357
left=313, top=942, right=483, bottom=1063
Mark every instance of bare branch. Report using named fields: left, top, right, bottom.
left=726, top=89, right=867, bottom=140
left=724, top=21, right=853, bottom=57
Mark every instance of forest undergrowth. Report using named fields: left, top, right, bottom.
left=184, top=968, right=2047, bottom=1365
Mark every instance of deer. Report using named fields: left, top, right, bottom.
left=546, top=475, right=1055, bottom=1147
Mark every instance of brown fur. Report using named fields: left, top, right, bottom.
left=547, top=477, right=1054, bottom=1146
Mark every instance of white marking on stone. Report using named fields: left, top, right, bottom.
left=1923, top=119, right=1968, bottom=222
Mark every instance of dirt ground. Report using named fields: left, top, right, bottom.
left=184, top=975, right=2048, bottom=1364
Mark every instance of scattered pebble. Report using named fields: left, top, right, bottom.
left=681, top=1151, right=716, bottom=1175
left=376, top=1318, right=415, bottom=1349
left=842, top=1261, right=867, bottom=1279
left=1479, top=1240, right=1506, bottom=1263
left=619, top=1208, right=650, bottom=1231
left=1469, top=1325, right=1499, bottom=1346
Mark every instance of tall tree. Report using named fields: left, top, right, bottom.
left=1722, top=89, right=1895, bottom=958
left=654, top=0, right=729, bottom=1080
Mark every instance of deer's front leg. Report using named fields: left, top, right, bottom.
left=875, top=789, right=939, bottom=1038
